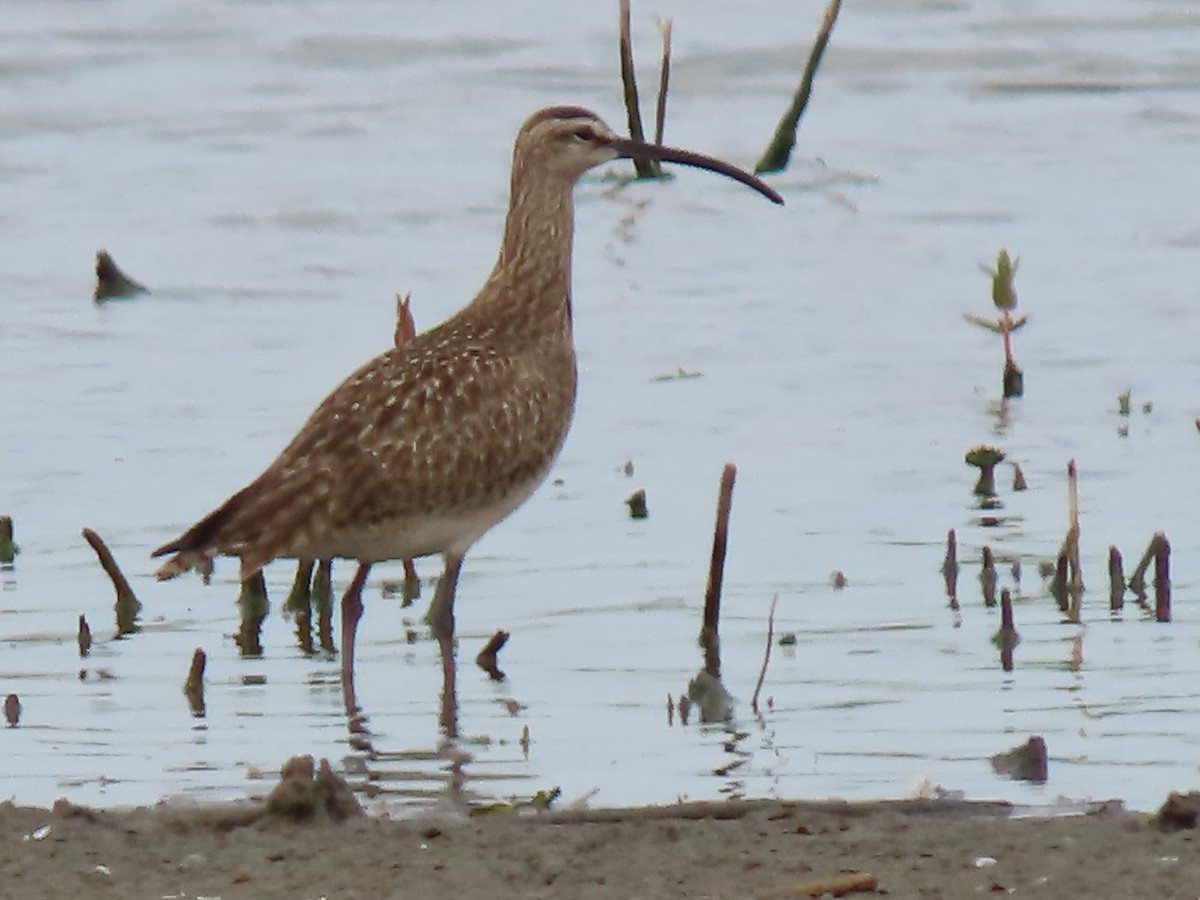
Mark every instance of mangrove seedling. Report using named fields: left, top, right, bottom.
left=964, top=249, right=1027, bottom=398
left=1117, top=390, right=1132, bottom=416
left=965, top=445, right=1005, bottom=496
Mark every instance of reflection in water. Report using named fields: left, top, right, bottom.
left=235, top=571, right=268, bottom=656
left=338, top=569, right=468, bottom=808
left=2, top=0, right=1200, bottom=814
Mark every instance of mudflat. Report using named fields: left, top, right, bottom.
left=2, top=787, right=1197, bottom=899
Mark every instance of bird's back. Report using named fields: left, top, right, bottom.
left=153, top=301, right=577, bottom=579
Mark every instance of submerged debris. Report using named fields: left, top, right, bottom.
left=93, top=249, right=149, bottom=302
left=0, top=516, right=18, bottom=566
left=990, top=735, right=1047, bottom=783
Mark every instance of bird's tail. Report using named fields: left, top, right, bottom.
left=153, top=549, right=210, bottom=581
left=151, top=491, right=243, bottom=580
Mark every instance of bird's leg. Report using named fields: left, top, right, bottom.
left=427, top=553, right=463, bottom=642
left=340, top=561, right=371, bottom=716
left=430, top=553, right=464, bottom=737
left=401, top=557, right=420, bottom=606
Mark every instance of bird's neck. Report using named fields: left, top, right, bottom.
left=478, top=176, right=575, bottom=332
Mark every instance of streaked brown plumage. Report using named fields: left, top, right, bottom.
left=152, top=106, right=781, bottom=681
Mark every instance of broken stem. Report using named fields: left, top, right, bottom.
left=475, top=630, right=510, bottom=682
left=81, top=528, right=141, bottom=636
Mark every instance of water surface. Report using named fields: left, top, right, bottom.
left=1, top=0, right=1198, bottom=812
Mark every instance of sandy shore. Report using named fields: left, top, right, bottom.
left=2, top=762, right=1198, bottom=900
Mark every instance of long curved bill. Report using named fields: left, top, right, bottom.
left=607, top=137, right=783, bottom=205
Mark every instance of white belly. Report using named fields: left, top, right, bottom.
left=317, top=472, right=546, bottom=562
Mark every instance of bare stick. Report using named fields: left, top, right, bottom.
left=941, top=528, right=958, bottom=610
left=1108, top=546, right=1125, bottom=611
left=618, top=0, right=661, bottom=179
left=1065, top=460, right=1082, bottom=590
left=1155, top=533, right=1171, bottom=623
left=980, top=545, right=997, bottom=607
left=755, top=0, right=843, bottom=174
left=81, top=528, right=141, bottom=636
left=701, top=463, right=737, bottom=678
left=1129, top=534, right=1159, bottom=603
left=751, top=594, right=779, bottom=716
left=653, top=18, right=673, bottom=147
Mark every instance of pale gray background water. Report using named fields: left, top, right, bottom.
left=1, top=1, right=1198, bottom=812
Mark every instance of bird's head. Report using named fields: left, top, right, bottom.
left=513, top=105, right=782, bottom=205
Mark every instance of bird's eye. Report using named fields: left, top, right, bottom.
left=571, top=126, right=593, bottom=142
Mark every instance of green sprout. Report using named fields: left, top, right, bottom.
left=964, top=249, right=1027, bottom=398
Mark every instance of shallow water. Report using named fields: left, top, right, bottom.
left=1, top=1, right=1198, bottom=813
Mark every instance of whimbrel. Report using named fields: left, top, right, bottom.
left=152, top=106, right=781, bottom=702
